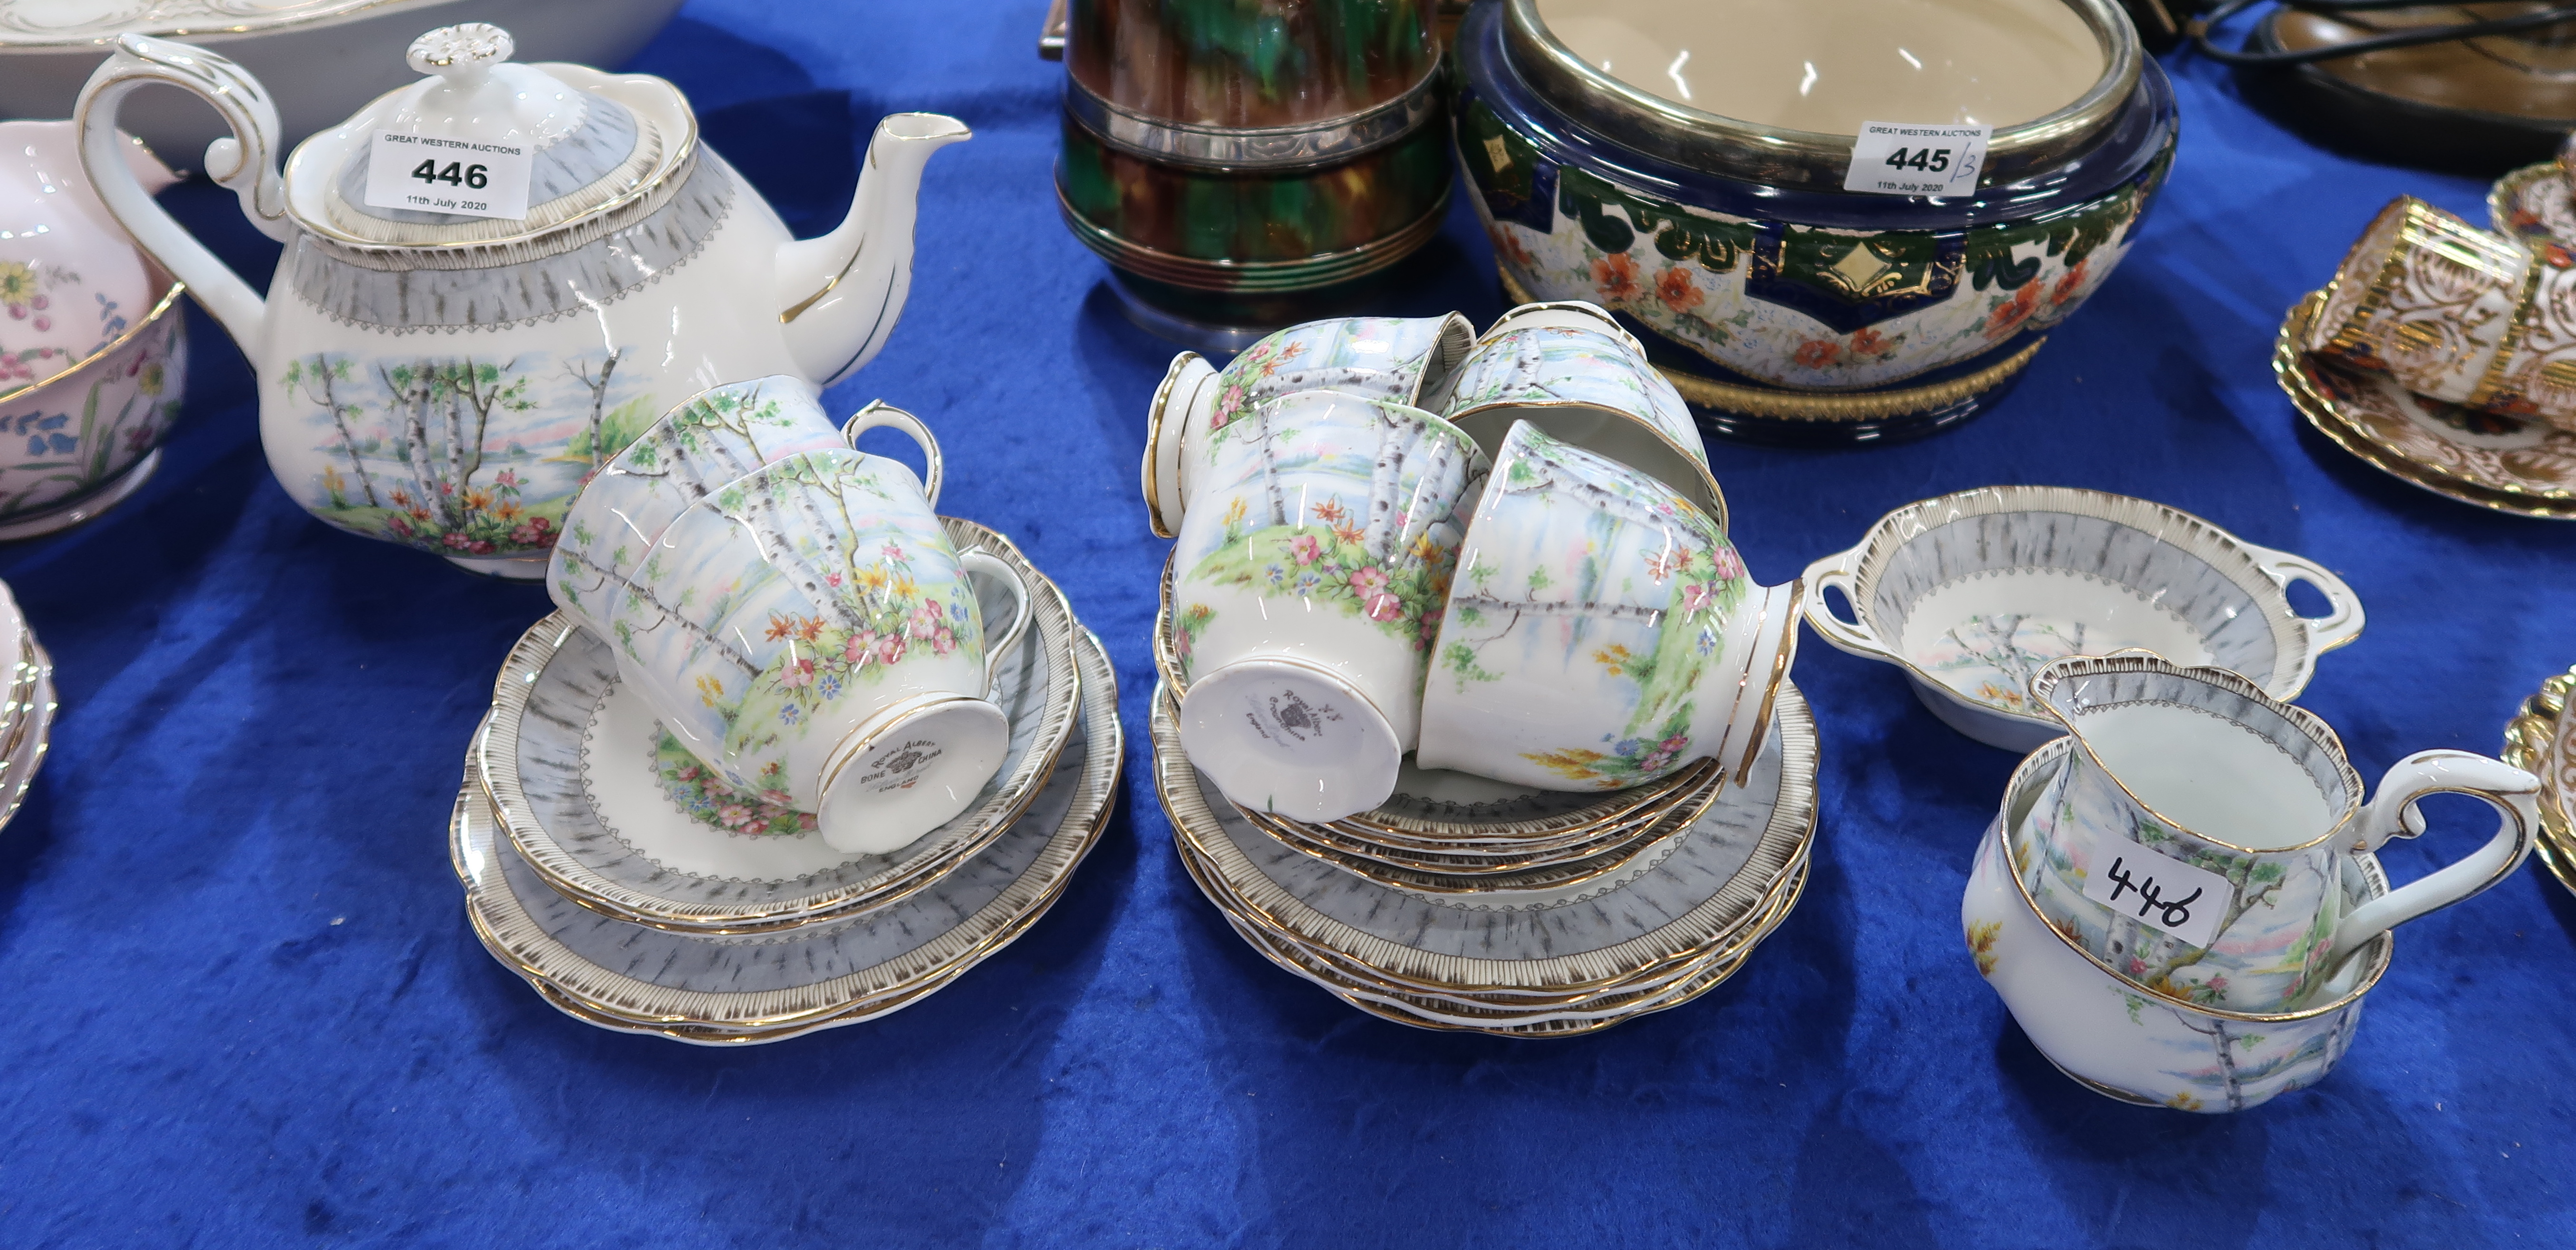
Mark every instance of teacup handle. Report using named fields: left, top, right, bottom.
left=958, top=550, right=1035, bottom=690
left=1796, top=547, right=1894, bottom=660
left=2244, top=542, right=2365, bottom=657
left=2327, top=750, right=2540, bottom=960
left=842, top=400, right=944, bottom=506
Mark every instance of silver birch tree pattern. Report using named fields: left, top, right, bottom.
left=277, top=348, right=649, bottom=557
left=552, top=379, right=846, bottom=633
left=610, top=450, right=979, bottom=797
left=1203, top=315, right=1465, bottom=437
left=2017, top=765, right=2315, bottom=1010
left=1920, top=613, right=2089, bottom=712
left=1436, top=324, right=1694, bottom=447
left=1178, top=397, right=1475, bottom=673
left=1436, top=426, right=1745, bottom=787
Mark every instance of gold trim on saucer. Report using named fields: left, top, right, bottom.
left=2276, top=289, right=2576, bottom=520
left=454, top=626, right=1123, bottom=1037
left=2501, top=664, right=2576, bottom=901
left=1155, top=678, right=1818, bottom=998
left=476, top=518, right=1085, bottom=933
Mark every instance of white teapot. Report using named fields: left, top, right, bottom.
left=73, top=23, right=967, bottom=576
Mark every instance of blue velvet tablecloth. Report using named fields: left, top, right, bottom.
left=2, top=3, right=2572, bottom=1245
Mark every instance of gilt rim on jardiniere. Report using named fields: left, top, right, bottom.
left=1499, top=0, right=2141, bottom=194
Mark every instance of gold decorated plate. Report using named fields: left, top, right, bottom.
left=1155, top=678, right=1817, bottom=1000
left=2491, top=162, right=2576, bottom=252
left=2276, top=290, right=2576, bottom=519
left=452, top=626, right=1123, bottom=1038
left=2501, top=663, right=2576, bottom=900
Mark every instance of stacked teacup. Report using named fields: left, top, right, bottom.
left=1963, top=651, right=2539, bottom=1111
left=1147, top=305, right=1820, bottom=1035
left=449, top=378, right=1117, bottom=1043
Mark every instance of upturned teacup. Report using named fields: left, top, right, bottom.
left=1143, top=313, right=1476, bottom=537
left=1415, top=420, right=1800, bottom=792
left=608, top=447, right=1033, bottom=855
left=1169, top=388, right=1488, bottom=822
left=2308, top=196, right=2576, bottom=428
left=550, top=378, right=942, bottom=642
left=2018, top=652, right=2537, bottom=1012
left=1966, top=737, right=2391, bottom=1113
left=1433, top=311, right=1726, bottom=524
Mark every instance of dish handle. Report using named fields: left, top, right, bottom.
left=1796, top=548, right=1894, bottom=660
left=2246, top=543, right=2364, bottom=656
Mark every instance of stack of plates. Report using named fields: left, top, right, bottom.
left=449, top=521, right=1121, bottom=1044
left=1150, top=567, right=1819, bottom=1036
left=2503, top=662, right=2576, bottom=900
left=2276, top=291, right=2576, bottom=521
left=0, top=580, right=51, bottom=831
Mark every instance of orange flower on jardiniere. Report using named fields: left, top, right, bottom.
left=2049, top=258, right=2091, bottom=306
left=1848, top=328, right=1891, bottom=357
left=1591, top=252, right=1642, bottom=303
left=1488, top=225, right=1536, bottom=271
left=1794, top=339, right=1841, bottom=369
left=1986, top=283, right=2041, bottom=338
left=1655, top=266, right=1700, bottom=314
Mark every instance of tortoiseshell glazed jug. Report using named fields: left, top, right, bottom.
left=1054, top=0, right=1452, bottom=346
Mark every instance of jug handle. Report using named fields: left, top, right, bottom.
left=2244, top=542, right=2365, bottom=658
left=75, top=33, right=282, bottom=350
left=2327, top=750, right=2539, bottom=960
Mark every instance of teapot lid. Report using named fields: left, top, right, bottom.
left=283, top=24, right=696, bottom=253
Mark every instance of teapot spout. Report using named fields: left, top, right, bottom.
left=775, top=113, right=971, bottom=386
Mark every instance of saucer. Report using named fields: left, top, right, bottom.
left=1157, top=679, right=1815, bottom=1031
left=453, top=626, right=1122, bottom=1040
left=1229, top=745, right=1726, bottom=895
left=2490, top=162, right=2576, bottom=252
left=2276, top=290, right=2576, bottom=520
left=2502, top=662, right=2576, bottom=900
left=478, top=519, right=1083, bottom=933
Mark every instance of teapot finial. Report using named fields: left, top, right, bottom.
left=406, top=24, right=513, bottom=79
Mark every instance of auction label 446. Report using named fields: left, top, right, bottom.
left=1843, top=122, right=1989, bottom=197
left=361, top=129, right=535, bottom=221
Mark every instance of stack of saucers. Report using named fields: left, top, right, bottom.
left=0, top=579, right=54, bottom=831
left=1152, top=572, right=1819, bottom=1037
left=1152, top=674, right=1816, bottom=1036
left=450, top=375, right=1119, bottom=1043
left=453, top=518, right=1115, bottom=1043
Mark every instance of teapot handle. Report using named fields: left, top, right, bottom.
left=2327, top=750, right=2539, bottom=961
left=75, top=33, right=281, bottom=350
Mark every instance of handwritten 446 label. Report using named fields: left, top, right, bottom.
left=2078, top=836, right=2236, bottom=950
